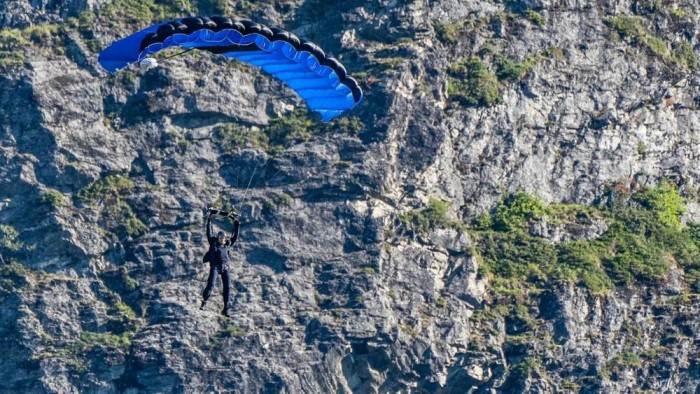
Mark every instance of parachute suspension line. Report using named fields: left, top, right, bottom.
left=224, top=163, right=258, bottom=251
left=242, top=162, right=259, bottom=203
left=264, top=167, right=283, bottom=188
left=162, top=48, right=195, bottom=60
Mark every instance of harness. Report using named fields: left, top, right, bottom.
left=203, top=242, right=230, bottom=274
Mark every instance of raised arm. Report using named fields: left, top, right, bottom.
left=228, top=219, right=240, bottom=246
left=206, top=213, right=214, bottom=245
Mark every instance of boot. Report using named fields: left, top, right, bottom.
left=221, top=307, right=229, bottom=317
left=199, top=300, right=206, bottom=310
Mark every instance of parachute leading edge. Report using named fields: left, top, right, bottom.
left=98, top=23, right=164, bottom=73
left=97, top=16, right=363, bottom=121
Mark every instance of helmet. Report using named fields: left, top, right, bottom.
left=216, top=231, right=225, bottom=238
left=139, top=57, right=158, bottom=70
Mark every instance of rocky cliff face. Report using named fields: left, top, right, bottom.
left=1, top=0, right=700, bottom=393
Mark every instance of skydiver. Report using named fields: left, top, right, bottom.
left=200, top=209, right=240, bottom=317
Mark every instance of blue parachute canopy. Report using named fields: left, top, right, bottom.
left=98, top=16, right=362, bottom=121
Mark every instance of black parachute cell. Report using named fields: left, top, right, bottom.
left=173, top=21, right=188, bottom=32
left=182, top=17, right=204, bottom=34
left=322, top=58, right=347, bottom=80
left=200, top=16, right=217, bottom=30
left=270, top=27, right=286, bottom=35
left=272, top=30, right=290, bottom=42
left=211, top=16, right=233, bottom=30
left=344, top=77, right=362, bottom=102
left=231, top=20, right=246, bottom=32
left=299, top=41, right=325, bottom=60
left=156, top=23, right=175, bottom=38
left=287, top=33, right=301, bottom=48
left=241, top=20, right=262, bottom=34
left=259, top=25, right=274, bottom=39
left=140, top=32, right=159, bottom=51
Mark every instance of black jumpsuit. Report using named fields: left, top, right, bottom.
left=202, top=215, right=240, bottom=313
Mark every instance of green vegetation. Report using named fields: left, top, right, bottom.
left=0, top=29, right=29, bottom=68
left=594, top=185, right=694, bottom=284
left=434, top=22, right=460, bottom=44
left=0, top=51, right=25, bottom=68
left=632, top=180, right=684, bottom=230
left=213, top=124, right=269, bottom=151
left=1, top=260, right=31, bottom=276
left=220, top=324, right=246, bottom=338
left=262, top=192, right=294, bottom=214
left=509, top=357, right=540, bottom=380
left=637, top=141, right=647, bottom=156
left=0, top=0, right=200, bottom=69
left=360, top=267, right=376, bottom=275
left=640, top=347, right=663, bottom=359
left=265, top=109, right=318, bottom=145
left=0, top=24, right=63, bottom=48
left=544, top=46, right=565, bottom=60
left=78, top=175, right=133, bottom=204
left=524, top=10, right=546, bottom=26
left=39, top=189, right=67, bottom=208
left=0, top=23, right=67, bottom=67
left=70, top=359, right=89, bottom=374
left=678, top=41, right=698, bottom=72
left=479, top=230, right=555, bottom=281
left=0, top=260, right=35, bottom=291
left=446, top=47, right=552, bottom=106
left=0, top=261, right=81, bottom=291
left=492, top=191, right=548, bottom=231
left=114, top=301, right=137, bottom=320
left=401, top=198, right=455, bottom=234
left=78, top=175, right=147, bottom=238
left=325, top=116, right=365, bottom=136
left=120, top=267, right=139, bottom=291
left=0, top=28, right=28, bottom=48
left=606, top=352, right=642, bottom=370
left=25, top=24, right=62, bottom=42
left=275, top=192, right=294, bottom=207
left=448, top=57, right=502, bottom=107
left=494, top=55, right=535, bottom=82
left=399, top=324, right=419, bottom=337
left=258, top=108, right=365, bottom=154
left=99, top=0, right=192, bottom=28
left=668, top=8, right=688, bottom=19
left=605, top=15, right=649, bottom=42
left=125, top=217, right=147, bottom=237
left=391, top=185, right=690, bottom=297
left=604, top=15, right=697, bottom=70
left=555, top=241, right=613, bottom=294
left=604, top=15, right=667, bottom=59
left=79, top=331, right=131, bottom=349
left=0, top=225, right=23, bottom=253
left=561, top=379, right=581, bottom=391
left=469, top=181, right=698, bottom=295
left=511, top=304, right=536, bottom=330
left=686, top=264, right=700, bottom=293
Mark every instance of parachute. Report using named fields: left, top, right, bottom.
left=98, top=16, right=363, bottom=121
